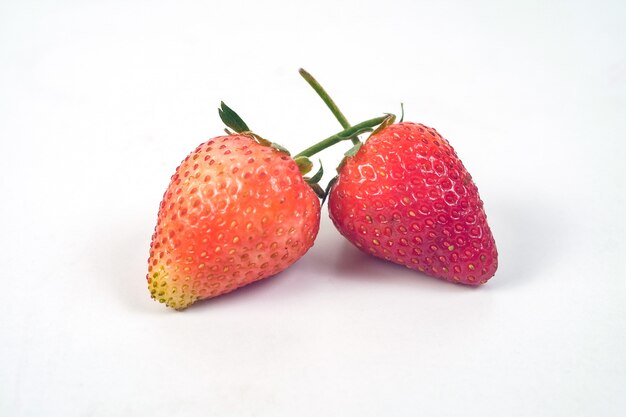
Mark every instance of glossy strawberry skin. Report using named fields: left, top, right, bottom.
left=147, top=135, right=320, bottom=309
left=328, top=122, right=497, bottom=285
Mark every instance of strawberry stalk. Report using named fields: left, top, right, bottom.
left=298, top=68, right=358, bottom=144
left=299, top=69, right=398, bottom=161
left=219, top=101, right=388, bottom=177
left=294, top=115, right=389, bottom=158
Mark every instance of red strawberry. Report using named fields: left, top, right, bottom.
left=328, top=122, right=498, bottom=285
left=147, top=103, right=323, bottom=309
left=147, top=134, right=321, bottom=309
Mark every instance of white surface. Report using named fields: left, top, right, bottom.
left=1, top=0, right=625, bottom=416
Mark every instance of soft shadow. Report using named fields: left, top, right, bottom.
left=487, top=197, right=571, bottom=289
left=182, top=272, right=292, bottom=312
left=332, top=240, right=469, bottom=293
left=187, top=234, right=341, bottom=312
left=99, top=196, right=563, bottom=313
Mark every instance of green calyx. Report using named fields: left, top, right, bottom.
left=294, top=156, right=313, bottom=175
left=217, top=101, right=389, bottom=199
left=321, top=175, right=338, bottom=206
left=217, top=70, right=397, bottom=202
left=304, top=161, right=325, bottom=198
left=305, top=161, right=324, bottom=183
left=218, top=101, right=290, bottom=155
left=297, top=69, right=400, bottom=203
left=292, top=115, right=391, bottom=201
left=370, top=113, right=396, bottom=136
left=219, top=101, right=250, bottom=133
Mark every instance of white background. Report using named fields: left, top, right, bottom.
left=1, top=0, right=625, bottom=416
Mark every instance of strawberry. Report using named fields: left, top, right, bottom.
left=147, top=102, right=388, bottom=309
left=298, top=68, right=497, bottom=285
left=328, top=122, right=498, bottom=285
left=146, top=104, right=323, bottom=309
left=147, top=133, right=321, bottom=309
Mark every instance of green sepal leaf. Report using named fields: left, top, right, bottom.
left=239, top=132, right=291, bottom=155
left=305, top=160, right=324, bottom=184
left=294, top=156, right=313, bottom=176
left=370, top=113, right=396, bottom=136
left=270, top=142, right=290, bottom=155
left=247, top=133, right=271, bottom=146
left=335, top=139, right=363, bottom=173
left=308, top=182, right=325, bottom=199
left=218, top=101, right=250, bottom=133
left=218, top=101, right=292, bottom=155
left=336, top=156, right=348, bottom=173
left=344, top=142, right=363, bottom=157
left=321, top=175, right=338, bottom=206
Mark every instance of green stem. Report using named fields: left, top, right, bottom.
left=299, top=68, right=359, bottom=144
left=295, top=116, right=387, bottom=158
